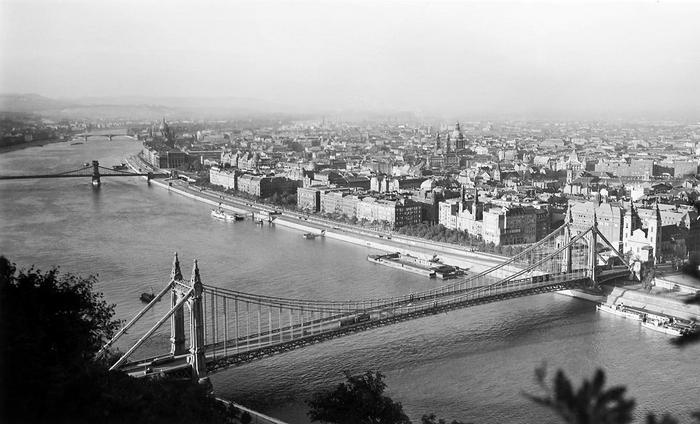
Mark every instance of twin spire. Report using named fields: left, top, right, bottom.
left=170, top=252, right=201, bottom=286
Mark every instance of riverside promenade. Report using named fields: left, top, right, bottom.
left=126, top=154, right=508, bottom=273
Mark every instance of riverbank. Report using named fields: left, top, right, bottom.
left=123, top=155, right=507, bottom=273
left=128, top=157, right=700, bottom=323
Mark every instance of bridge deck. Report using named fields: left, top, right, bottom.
left=121, top=272, right=598, bottom=377
left=108, top=222, right=634, bottom=379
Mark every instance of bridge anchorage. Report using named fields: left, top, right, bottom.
left=101, top=218, right=634, bottom=382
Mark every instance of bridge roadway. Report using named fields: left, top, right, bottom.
left=119, top=267, right=629, bottom=378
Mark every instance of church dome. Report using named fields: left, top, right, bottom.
left=451, top=122, right=464, bottom=140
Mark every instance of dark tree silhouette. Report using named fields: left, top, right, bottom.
left=307, top=371, right=411, bottom=424
left=525, top=366, right=700, bottom=424
left=0, top=256, right=234, bottom=424
left=524, top=366, right=635, bottom=424
left=420, top=413, right=469, bottom=424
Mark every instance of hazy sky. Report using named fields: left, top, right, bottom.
left=1, top=0, right=699, bottom=118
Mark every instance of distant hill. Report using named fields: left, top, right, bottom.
left=0, top=93, right=296, bottom=120
left=0, top=94, right=188, bottom=120
left=0, top=93, right=75, bottom=113
left=0, top=93, right=421, bottom=122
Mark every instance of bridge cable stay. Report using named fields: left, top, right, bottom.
left=109, top=288, right=194, bottom=371
left=593, top=228, right=635, bottom=271
left=98, top=253, right=188, bottom=359
left=97, top=280, right=175, bottom=358
left=444, top=227, right=594, bottom=305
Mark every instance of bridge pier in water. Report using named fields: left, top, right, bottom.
left=91, top=160, right=101, bottom=187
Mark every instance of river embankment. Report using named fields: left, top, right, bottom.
left=127, top=156, right=700, bottom=321
left=125, top=156, right=505, bottom=273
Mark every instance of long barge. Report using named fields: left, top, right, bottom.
left=597, top=302, right=697, bottom=337
left=367, top=253, right=466, bottom=279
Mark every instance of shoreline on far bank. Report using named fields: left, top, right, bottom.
left=0, top=137, right=67, bottom=154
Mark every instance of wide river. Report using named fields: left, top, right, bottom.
left=1, top=138, right=698, bottom=423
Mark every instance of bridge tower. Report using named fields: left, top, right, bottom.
left=169, top=254, right=186, bottom=355
left=587, top=208, right=599, bottom=287
left=562, top=204, right=573, bottom=274
left=168, top=255, right=208, bottom=381
left=91, top=160, right=101, bottom=187
left=187, top=260, right=208, bottom=383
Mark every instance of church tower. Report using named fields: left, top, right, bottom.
left=647, top=202, right=662, bottom=262
left=493, top=163, right=501, bottom=182
left=623, top=201, right=638, bottom=254
left=472, top=185, right=483, bottom=219
left=434, top=133, right=441, bottom=154
left=452, top=122, right=465, bottom=150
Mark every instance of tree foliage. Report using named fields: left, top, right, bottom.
left=0, top=256, right=234, bottom=424
left=524, top=366, right=635, bottom=424
left=307, top=371, right=411, bottom=424
left=420, top=413, right=469, bottom=424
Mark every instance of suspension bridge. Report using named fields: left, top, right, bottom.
left=100, top=213, right=633, bottom=384
left=0, top=160, right=169, bottom=186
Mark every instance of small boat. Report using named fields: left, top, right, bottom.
left=233, top=214, right=245, bottom=221
left=140, top=291, right=155, bottom=303
left=70, top=142, right=84, bottom=145
left=211, top=208, right=235, bottom=221
left=303, top=233, right=317, bottom=239
left=595, top=303, right=644, bottom=320
left=641, top=319, right=684, bottom=336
